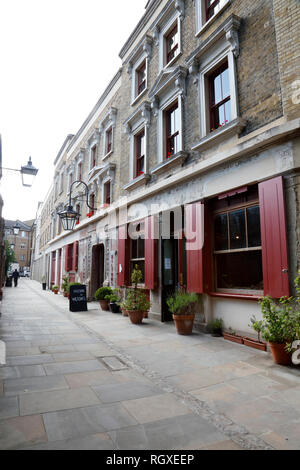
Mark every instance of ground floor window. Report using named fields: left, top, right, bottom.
left=130, top=222, right=145, bottom=283
left=212, top=185, right=263, bottom=294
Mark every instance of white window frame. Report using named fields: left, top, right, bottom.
left=198, top=46, right=238, bottom=139
left=103, top=125, right=114, bottom=159
left=157, top=92, right=183, bottom=164
left=195, top=0, right=231, bottom=36
left=102, top=176, right=112, bottom=207
left=130, top=123, right=148, bottom=181
left=100, top=108, right=117, bottom=161
left=159, top=14, right=182, bottom=71
left=131, top=55, right=148, bottom=105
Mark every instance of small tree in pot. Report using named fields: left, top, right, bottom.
left=94, top=286, right=113, bottom=311
left=167, top=290, right=198, bottom=335
left=62, top=276, right=69, bottom=298
left=106, top=289, right=122, bottom=314
left=122, top=266, right=150, bottom=325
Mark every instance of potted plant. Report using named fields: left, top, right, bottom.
left=52, top=285, right=59, bottom=295
left=223, top=328, right=244, bottom=344
left=244, top=316, right=267, bottom=352
left=208, top=318, right=223, bottom=337
left=122, top=266, right=150, bottom=325
left=166, top=290, right=198, bottom=336
left=94, top=286, right=113, bottom=311
left=107, top=289, right=122, bottom=314
left=62, top=276, right=69, bottom=298
left=42, top=275, right=47, bottom=291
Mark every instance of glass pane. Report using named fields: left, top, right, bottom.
left=163, top=240, right=173, bottom=286
left=214, top=213, right=228, bottom=251
left=131, top=240, right=138, bottom=259
left=218, top=104, right=226, bottom=127
left=170, top=106, right=179, bottom=135
left=138, top=239, right=145, bottom=259
left=216, top=251, right=263, bottom=290
left=213, top=74, right=222, bottom=105
left=224, top=100, right=231, bottom=125
left=247, top=206, right=261, bottom=248
left=221, top=67, right=230, bottom=98
left=229, top=210, right=246, bottom=249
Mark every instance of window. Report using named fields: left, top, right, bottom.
left=21, top=231, right=26, bottom=238
left=165, top=24, right=179, bottom=65
left=78, top=162, right=82, bottom=181
left=165, top=102, right=180, bottom=159
left=135, top=130, right=145, bottom=177
left=205, top=0, right=227, bottom=21
left=88, top=193, right=95, bottom=217
left=130, top=223, right=145, bottom=283
left=20, top=243, right=26, bottom=249
left=104, top=181, right=111, bottom=206
left=136, top=61, right=146, bottom=97
left=105, top=128, right=112, bottom=155
left=212, top=186, right=263, bottom=294
left=76, top=203, right=81, bottom=225
left=91, top=146, right=97, bottom=168
left=20, top=255, right=25, bottom=261
left=209, top=61, right=231, bottom=131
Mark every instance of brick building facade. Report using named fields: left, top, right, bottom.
left=4, top=220, right=33, bottom=272
left=35, top=0, right=300, bottom=336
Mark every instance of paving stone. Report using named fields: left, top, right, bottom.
left=260, top=428, right=300, bottom=450
left=52, top=351, right=94, bottom=362
left=39, top=344, right=76, bottom=354
left=0, top=380, right=3, bottom=396
left=21, top=432, right=115, bottom=450
left=65, top=370, right=120, bottom=389
left=44, top=360, right=107, bottom=376
left=198, top=440, right=244, bottom=450
left=0, top=396, right=19, bottom=420
left=100, top=356, right=128, bottom=371
left=42, top=404, right=138, bottom=441
left=19, top=387, right=100, bottom=416
left=189, top=383, right=251, bottom=412
left=4, top=375, right=69, bottom=396
left=6, top=354, right=54, bottom=366
left=5, top=347, right=41, bottom=356
left=121, top=393, right=191, bottom=424
left=108, top=414, right=227, bottom=450
left=92, top=381, right=163, bottom=403
left=0, top=415, right=47, bottom=450
left=0, top=365, right=46, bottom=379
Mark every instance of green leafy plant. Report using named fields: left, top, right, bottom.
left=62, top=276, right=69, bottom=293
left=4, top=241, right=16, bottom=277
left=208, top=318, right=223, bottom=335
left=105, top=288, right=122, bottom=304
left=259, top=271, right=300, bottom=350
left=249, top=315, right=264, bottom=343
left=94, top=286, right=113, bottom=301
left=122, top=266, right=150, bottom=312
left=166, top=290, right=198, bottom=316
left=52, top=285, right=59, bottom=291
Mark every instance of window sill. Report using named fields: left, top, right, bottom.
left=196, top=0, right=231, bottom=38
left=150, top=151, right=187, bottom=176
left=163, top=51, right=182, bottom=70
left=123, top=173, right=150, bottom=191
left=209, top=292, right=263, bottom=301
left=131, top=87, right=148, bottom=107
left=192, top=118, right=246, bottom=153
left=102, top=150, right=113, bottom=161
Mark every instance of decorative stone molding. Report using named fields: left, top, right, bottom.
left=126, top=35, right=153, bottom=77
left=99, top=107, right=117, bottom=133
left=188, top=59, right=200, bottom=85
left=149, top=66, right=188, bottom=114
left=123, top=101, right=152, bottom=137
left=175, top=0, right=185, bottom=19
left=150, top=151, right=188, bottom=176
left=123, top=173, right=151, bottom=192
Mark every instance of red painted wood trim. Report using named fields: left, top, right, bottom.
left=117, top=226, right=130, bottom=287
left=145, top=216, right=158, bottom=290
left=209, top=292, right=262, bottom=301
left=186, top=202, right=204, bottom=294
left=259, top=176, right=290, bottom=298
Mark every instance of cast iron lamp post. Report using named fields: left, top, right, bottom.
left=57, top=180, right=97, bottom=231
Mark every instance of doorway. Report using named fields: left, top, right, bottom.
left=161, top=238, right=179, bottom=322
left=91, top=244, right=105, bottom=298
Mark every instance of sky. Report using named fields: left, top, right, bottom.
left=0, top=0, right=147, bottom=221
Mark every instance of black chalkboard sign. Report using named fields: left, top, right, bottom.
left=69, top=285, right=88, bottom=312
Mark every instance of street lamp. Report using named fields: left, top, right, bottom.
left=13, top=223, right=20, bottom=235
left=2, top=157, right=39, bottom=187
left=57, top=180, right=97, bottom=231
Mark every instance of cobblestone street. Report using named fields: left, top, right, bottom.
left=0, top=280, right=300, bottom=450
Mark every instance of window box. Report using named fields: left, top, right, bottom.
left=192, top=117, right=246, bottom=152
left=150, top=151, right=187, bottom=176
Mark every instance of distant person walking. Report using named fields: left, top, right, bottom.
left=12, top=269, right=20, bottom=287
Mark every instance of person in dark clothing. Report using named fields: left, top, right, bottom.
left=12, top=270, right=20, bottom=287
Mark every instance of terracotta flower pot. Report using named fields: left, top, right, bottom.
left=122, top=309, right=129, bottom=317
left=53, top=290, right=59, bottom=295
left=173, top=314, right=195, bottom=336
left=99, top=300, right=110, bottom=311
left=143, top=311, right=149, bottom=319
left=127, top=310, right=144, bottom=325
left=63, top=292, right=68, bottom=298
left=223, top=332, right=244, bottom=344
left=269, top=342, right=292, bottom=365
left=243, top=337, right=267, bottom=352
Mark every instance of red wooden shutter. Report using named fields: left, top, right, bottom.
left=259, top=176, right=290, bottom=298
left=117, top=225, right=130, bottom=287
left=145, top=216, right=158, bottom=290
left=73, top=241, right=79, bottom=272
left=186, top=202, right=204, bottom=294
left=51, top=252, right=56, bottom=284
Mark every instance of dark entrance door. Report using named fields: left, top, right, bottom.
left=91, top=244, right=105, bottom=298
left=161, top=238, right=178, bottom=322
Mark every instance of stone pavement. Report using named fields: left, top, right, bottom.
left=0, top=280, right=300, bottom=450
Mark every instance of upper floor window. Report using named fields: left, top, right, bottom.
left=20, top=243, right=26, bottom=249
left=206, top=0, right=227, bottom=21
left=135, top=130, right=145, bottom=177
left=91, top=145, right=97, bottom=168
left=209, top=61, right=231, bottom=131
left=136, top=61, right=147, bottom=97
left=104, top=181, right=111, bottom=206
left=165, top=101, right=180, bottom=160
left=21, top=231, right=26, bottom=238
left=89, top=193, right=95, bottom=217
left=78, top=162, right=82, bottom=181
left=106, top=128, right=113, bottom=155
left=165, top=24, right=179, bottom=65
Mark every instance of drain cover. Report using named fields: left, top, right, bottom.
left=98, top=356, right=128, bottom=371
